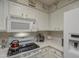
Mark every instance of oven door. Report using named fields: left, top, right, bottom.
left=7, top=16, right=33, bottom=32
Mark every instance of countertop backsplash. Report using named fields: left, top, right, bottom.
left=0, top=31, right=63, bottom=48
left=34, top=31, right=63, bottom=47
left=46, top=31, right=63, bottom=47
left=0, top=32, right=36, bottom=48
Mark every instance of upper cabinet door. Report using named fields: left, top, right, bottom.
left=0, top=0, right=4, bottom=31
left=50, top=10, right=64, bottom=31
left=0, top=0, right=8, bottom=31
left=9, top=1, right=23, bottom=17
left=22, top=6, right=29, bottom=18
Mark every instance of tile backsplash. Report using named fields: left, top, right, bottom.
left=45, top=31, right=63, bottom=47
left=0, top=31, right=63, bottom=48
left=46, top=31, right=63, bottom=38
left=0, top=32, right=36, bottom=48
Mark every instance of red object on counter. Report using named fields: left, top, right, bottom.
left=11, top=44, right=19, bottom=48
left=10, top=40, right=19, bottom=48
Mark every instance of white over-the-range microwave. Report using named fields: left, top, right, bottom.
left=7, top=16, right=35, bottom=32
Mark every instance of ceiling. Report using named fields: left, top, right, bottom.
left=39, top=0, right=61, bottom=6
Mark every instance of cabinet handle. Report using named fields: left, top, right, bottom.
left=22, top=13, right=23, bottom=16
left=6, top=16, right=8, bottom=20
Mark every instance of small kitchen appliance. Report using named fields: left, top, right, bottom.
left=36, top=33, right=45, bottom=42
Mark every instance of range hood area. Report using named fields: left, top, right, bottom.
left=6, top=16, right=36, bottom=32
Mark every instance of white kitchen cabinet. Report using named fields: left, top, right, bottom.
left=0, top=0, right=8, bottom=31
left=36, top=11, right=49, bottom=31
left=22, top=6, right=35, bottom=19
left=9, top=1, right=23, bottom=17
left=8, top=1, right=49, bottom=31
left=22, top=6, right=28, bottom=18
left=23, top=6, right=49, bottom=31
left=50, top=9, right=64, bottom=31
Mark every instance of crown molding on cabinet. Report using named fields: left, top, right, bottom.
left=8, top=0, right=49, bottom=13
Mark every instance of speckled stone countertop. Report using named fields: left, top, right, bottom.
left=0, top=39, right=63, bottom=58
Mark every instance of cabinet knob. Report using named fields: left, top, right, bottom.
left=21, top=13, right=23, bottom=16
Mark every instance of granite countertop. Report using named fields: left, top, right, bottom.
left=35, top=40, right=63, bottom=52
left=0, top=40, right=63, bottom=58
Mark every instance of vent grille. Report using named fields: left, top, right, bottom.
left=11, top=22, right=30, bottom=30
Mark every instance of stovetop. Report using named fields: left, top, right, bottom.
left=7, top=43, right=39, bottom=56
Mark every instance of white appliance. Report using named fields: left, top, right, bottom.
left=7, top=16, right=34, bottom=32
left=64, top=8, right=79, bottom=58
